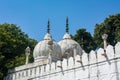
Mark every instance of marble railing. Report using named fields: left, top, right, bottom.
left=4, top=42, right=120, bottom=80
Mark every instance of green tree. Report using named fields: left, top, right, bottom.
left=94, top=14, right=120, bottom=47
left=0, top=23, right=37, bottom=79
left=72, top=28, right=97, bottom=53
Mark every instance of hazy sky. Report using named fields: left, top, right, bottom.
left=0, top=0, right=120, bottom=41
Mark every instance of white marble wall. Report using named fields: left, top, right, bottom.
left=4, top=42, right=120, bottom=80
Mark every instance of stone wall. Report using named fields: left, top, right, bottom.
left=4, top=42, right=120, bottom=80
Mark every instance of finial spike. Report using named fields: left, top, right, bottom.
left=47, top=20, right=50, bottom=33
left=66, top=16, right=69, bottom=33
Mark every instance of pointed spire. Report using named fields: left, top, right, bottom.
left=47, top=20, right=50, bottom=33
left=66, top=16, right=69, bottom=33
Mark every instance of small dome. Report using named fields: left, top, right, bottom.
left=33, top=33, right=62, bottom=62
left=33, top=20, right=62, bottom=62
left=58, top=17, right=82, bottom=58
left=58, top=33, right=82, bottom=58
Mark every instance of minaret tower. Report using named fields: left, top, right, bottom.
left=25, top=46, right=30, bottom=65
left=102, top=34, right=108, bottom=49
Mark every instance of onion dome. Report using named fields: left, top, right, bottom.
left=33, top=20, right=62, bottom=62
left=58, top=17, right=82, bottom=58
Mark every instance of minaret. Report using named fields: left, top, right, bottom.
left=66, top=16, right=69, bottom=33
left=102, top=34, right=108, bottom=49
left=25, top=46, right=30, bottom=65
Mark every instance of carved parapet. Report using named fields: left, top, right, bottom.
left=51, top=62, right=55, bottom=72
left=68, top=57, right=74, bottom=69
left=106, top=45, right=114, bottom=59
left=56, top=60, right=61, bottom=71
left=82, top=52, right=88, bottom=65
left=62, top=58, right=67, bottom=70
left=75, top=55, right=82, bottom=67
left=5, top=42, right=120, bottom=80
left=89, top=50, right=97, bottom=64
left=115, top=42, right=120, bottom=57
left=97, top=48, right=106, bottom=62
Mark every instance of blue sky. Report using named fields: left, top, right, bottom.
left=0, top=0, right=120, bottom=42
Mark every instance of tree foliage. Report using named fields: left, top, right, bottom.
left=72, top=28, right=97, bottom=53
left=0, top=23, right=37, bottom=79
left=94, top=14, right=120, bottom=47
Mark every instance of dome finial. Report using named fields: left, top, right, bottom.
left=47, top=19, right=50, bottom=33
left=66, top=16, right=69, bottom=33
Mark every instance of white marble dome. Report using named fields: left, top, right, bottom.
left=58, top=33, right=82, bottom=58
left=33, top=33, right=62, bottom=62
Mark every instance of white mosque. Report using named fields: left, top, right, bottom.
left=4, top=17, right=120, bottom=80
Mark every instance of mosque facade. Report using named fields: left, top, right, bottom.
left=4, top=17, right=120, bottom=80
